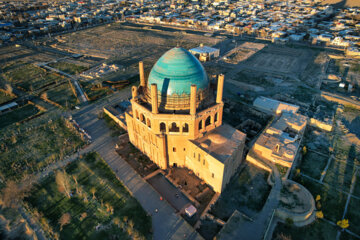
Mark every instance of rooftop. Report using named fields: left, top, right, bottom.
left=191, top=124, right=246, bottom=163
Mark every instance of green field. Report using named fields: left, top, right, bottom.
left=46, top=83, right=78, bottom=109
left=3, top=64, right=64, bottom=92
left=0, top=117, right=85, bottom=180
left=25, top=152, right=151, bottom=240
left=272, top=220, right=338, bottom=240
left=299, top=152, right=329, bottom=180
left=345, top=197, right=360, bottom=236
left=353, top=176, right=360, bottom=198
left=48, top=62, right=88, bottom=75
left=0, top=91, right=15, bottom=104
left=0, top=104, right=39, bottom=129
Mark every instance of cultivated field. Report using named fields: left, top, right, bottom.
left=25, top=152, right=151, bottom=240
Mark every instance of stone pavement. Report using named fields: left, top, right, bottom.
left=72, top=92, right=202, bottom=240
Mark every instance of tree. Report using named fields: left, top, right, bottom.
left=4, top=84, right=13, bottom=94
left=90, top=187, right=96, bottom=200
left=1, top=180, right=23, bottom=208
left=316, top=211, right=324, bottom=219
left=113, top=217, right=120, bottom=226
left=316, top=195, right=321, bottom=202
left=55, top=171, right=71, bottom=198
left=40, top=92, right=48, bottom=100
left=58, top=213, right=71, bottom=231
left=275, top=233, right=292, bottom=240
left=302, top=146, right=307, bottom=155
left=1, top=178, right=33, bottom=208
left=337, top=219, right=349, bottom=229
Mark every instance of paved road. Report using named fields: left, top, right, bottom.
left=72, top=91, right=202, bottom=240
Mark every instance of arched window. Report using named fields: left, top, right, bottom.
left=169, top=122, right=180, bottom=132
left=160, top=122, right=166, bottom=132
left=205, top=116, right=211, bottom=127
left=140, top=114, right=145, bottom=124
left=135, top=110, right=139, bottom=120
left=147, top=118, right=151, bottom=128
left=199, top=120, right=203, bottom=130
left=215, top=112, right=218, bottom=122
left=182, top=123, right=189, bottom=133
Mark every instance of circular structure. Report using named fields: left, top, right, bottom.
left=147, top=47, right=209, bottom=96
left=208, top=133, right=227, bottom=144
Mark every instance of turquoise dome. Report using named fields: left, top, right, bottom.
left=147, top=47, right=209, bottom=96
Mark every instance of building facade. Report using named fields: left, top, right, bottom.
left=125, top=47, right=245, bottom=193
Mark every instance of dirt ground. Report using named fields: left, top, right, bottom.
left=244, top=46, right=314, bottom=75
left=115, top=134, right=158, bottom=177
left=0, top=45, right=61, bottom=67
left=168, top=167, right=215, bottom=215
left=54, top=23, right=220, bottom=66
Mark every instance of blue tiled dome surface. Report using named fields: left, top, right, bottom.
left=147, top=47, right=209, bottom=96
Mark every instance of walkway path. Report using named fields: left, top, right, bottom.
left=320, top=155, right=334, bottom=183
left=37, top=63, right=88, bottom=103
left=336, top=167, right=359, bottom=240
left=71, top=91, right=202, bottom=240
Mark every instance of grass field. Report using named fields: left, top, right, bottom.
left=0, top=117, right=85, bottom=180
left=48, top=62, right=88, bottom=75
left=272, top=220, right=338, bottom=240
left=353, top=175, right=360, bottom=198
left=345, top=197, right=360, bottom=236
left=0, top=104, right=39, bottom=129
left=299, top=152, right=329, bottom=180
left=46, top=82, right=78, bottom=109
left=0, top=90, right=15, bottom=104
left=210, top=164, right=271, bottom=221
left=25, top=152, right=151, bottom=240
left=3, top=63, right=64, bottom=92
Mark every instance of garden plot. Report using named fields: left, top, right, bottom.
left=345, top=196, right=360, bottom=236
left=0, top=117, right=85, bottom=180
left=0, top=90, right=15, bottom=104
left=25, top=152, right=151, bottom=240
left=45, top=82, right=78, bottom=109
left=48, top=61, right=89, bottom=75
left=299, top=151, right=329, bottom=180
left=0, top=104, right=40, bottom=129
left=2, top=63, right=65, bottom=92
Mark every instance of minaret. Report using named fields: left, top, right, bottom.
left=139, top=61, right=145, bottom=88
left=151, top=84, right=158, bottom=114
left=216, top=74, right=224, bottom=104
left=190, top=84, right=197, bottom=115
